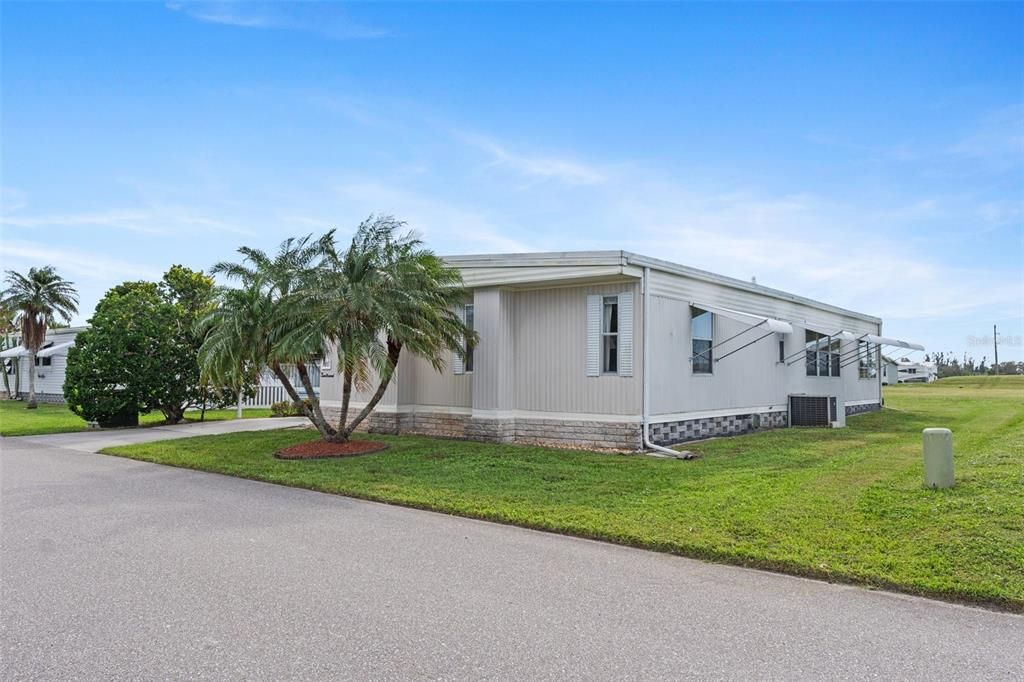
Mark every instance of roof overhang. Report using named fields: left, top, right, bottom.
left=442, top=250, right=881, bottom=324
left=0, top=346, right=28, bottom=358
left=446, top=252, right=643, bottom=289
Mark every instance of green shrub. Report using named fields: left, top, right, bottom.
left=270, top=399, right=311, bottom=417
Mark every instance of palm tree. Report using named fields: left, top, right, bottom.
left=196, top=280, right=272, bottom=418
left=0, top=303, right=17, bottom=399
left=202, top=216, right=472, bottom=443
left=203, top=232, right=335, bottom=435
left=307, top=215, right=472, bottom=441
left=1, top=267, right=79, bottom=408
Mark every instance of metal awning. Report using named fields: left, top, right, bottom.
left=37, top=341, right=74, bottom=357
left=691, top=302, right=794, bottom=335
left=0, top=346, right=28, bottom=358
left=689, top=302, right=794, bottom=365
left=864, top=334, right=924, bottom=351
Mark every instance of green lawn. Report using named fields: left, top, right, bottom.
left=0, top=400, right=272, bottom=437
left=102, top=377, right=1023, bottom=610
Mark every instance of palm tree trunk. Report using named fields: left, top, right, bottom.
left=338, top=365, right=353, bottom=434
left=26, top=349, right=37, bottom=409
left=340, top=339, right=402, bottom=440
left=296, top=363, right=330, bottom=430
left=1, top=331, right=11, bottom=399
left=272, top=362, right=335, bottom=440
left=1, top=349, right=11, bottom=401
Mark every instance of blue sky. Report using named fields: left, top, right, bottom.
left=2, top=1, right=1022, bottom=362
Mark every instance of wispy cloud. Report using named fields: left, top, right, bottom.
left=1, top=239, right=161, bottom=282
left=335, top=181, right=534, bottom=253
left=166, top=2, right=389, bottom=40
left=1, top=209, right=162, bottom=234
left=1, top=186, right=28, bottom=214
left=590, top=180, right=1021, bottom=322
left=0, top=206, right=255, bottom=237
left=456, top=132, right=607, bottom=187
left=947, top=103, right=1024, bottom=167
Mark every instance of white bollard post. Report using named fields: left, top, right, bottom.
left=922, top=428, right=954, bottom=489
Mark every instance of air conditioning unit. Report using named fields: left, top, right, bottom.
left=789, top=395, right=845, bottom=428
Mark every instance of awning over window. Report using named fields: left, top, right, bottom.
left=37, top=341, right=74, bottom=358
left=691, top=302, right=794, bottom=334
left=0, top=346, right=28, bottom=358
left=864, top=334, right=924, bottom=351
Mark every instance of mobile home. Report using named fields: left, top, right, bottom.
left=319, top=251, right=922, bottom=450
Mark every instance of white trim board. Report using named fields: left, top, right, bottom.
left=320, top=401, right=640, bottom=423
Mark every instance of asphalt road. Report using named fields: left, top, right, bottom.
left=2, top=436, right=1021, bottom=680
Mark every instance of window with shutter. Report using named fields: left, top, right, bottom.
left=452, top=304, right=466, bottom=375
left=691, top=306, right=713, bottom=374
left=601, top=296, right=618, bottom=373
left=464, top=304, right=475, bottom=373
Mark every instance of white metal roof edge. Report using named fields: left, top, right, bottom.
left=442, top=250, right=882, bottom=325
left=37, top=341, right=74, bottom=357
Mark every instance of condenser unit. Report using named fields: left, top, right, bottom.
left=789, top=395, right=844, bottom=428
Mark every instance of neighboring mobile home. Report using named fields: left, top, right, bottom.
left=881, top=357, right=900, bottom=385
left=0, top=325, right=320, bottom=407
left=1, top=326, right=84, bottom=403
left=896, top=359, right=938, bottom=383
left=321, top=251, right=923, bottom=450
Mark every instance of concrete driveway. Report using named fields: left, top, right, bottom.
left=7, top=415, right=309, bottom=452
left=1, top=438, right=1021, bottom=680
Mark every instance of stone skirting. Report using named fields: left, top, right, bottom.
left=513, top=418, right=641, bottom=450
left=319, top=405, right=640, bottom=449
left=11, top=392, right=65, bottom=404
left=845, top=401, right=881, bottom=417
left=406, top=412, right=471, bottom=439
left=466, top=417, right=516, bottom=443
left=648, top=409, right=789, bottom=446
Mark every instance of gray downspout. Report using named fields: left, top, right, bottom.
left=640, top=265, right=688, bottom=458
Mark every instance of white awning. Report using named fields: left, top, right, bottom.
left=692, top=302, right=794, bottom=334
left=865, top=334, right=924, bottom=351
left=37, top=341, right=74, bottom=357
left=0, top=346, right=28, bottom=358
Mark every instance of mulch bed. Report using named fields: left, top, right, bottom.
left=275, top=439, right=389, bottom=460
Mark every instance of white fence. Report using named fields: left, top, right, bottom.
left=242, top=364, right=321, bottom=407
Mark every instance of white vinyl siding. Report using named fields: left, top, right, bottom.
left=519, top=283, right=641, bottom=415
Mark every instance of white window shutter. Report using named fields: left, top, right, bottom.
left=586, top=294, right=601, bottom=377
left=452, top=305, right=465, bottom=375
left=617, top=291, right=633, bottom=377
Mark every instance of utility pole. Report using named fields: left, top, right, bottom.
left=993, top=324, right=999, bottom=375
